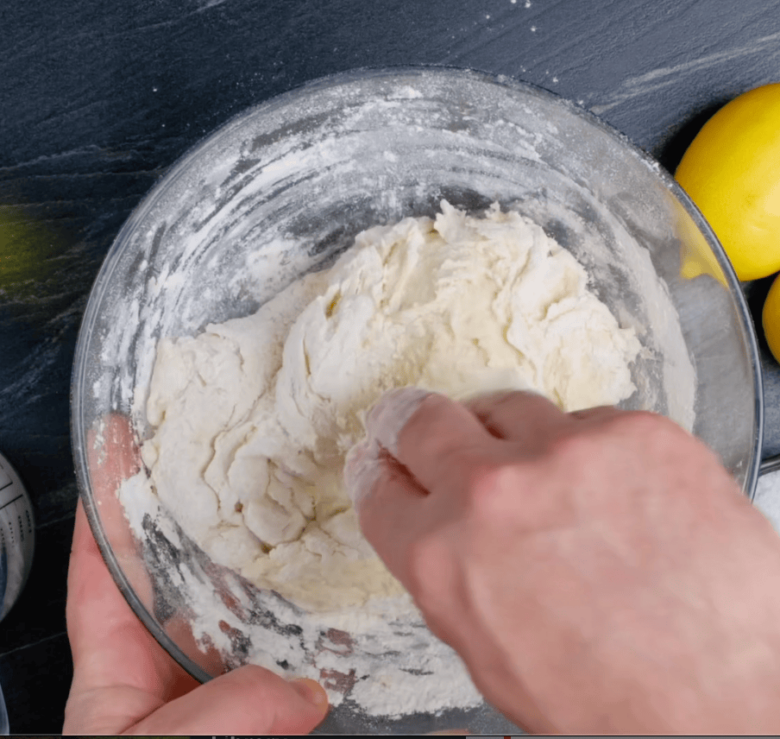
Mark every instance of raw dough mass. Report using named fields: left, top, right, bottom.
left=139, top=201, right=641, bottom=612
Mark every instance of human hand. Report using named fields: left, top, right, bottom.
left=64, top=415, right=328, bottom=735
left=345, top=388, right=780, bottom=734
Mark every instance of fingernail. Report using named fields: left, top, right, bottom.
left=291, top=678, right=329, bottom=712
left=344, top=438, right=383, bottom=508
left=366, top=387, right=432, bottom=456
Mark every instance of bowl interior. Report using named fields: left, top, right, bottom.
left=72, top=67, right=761, bottom=734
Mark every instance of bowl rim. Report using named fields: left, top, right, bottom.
left=69, top=63, right=764, bottom=688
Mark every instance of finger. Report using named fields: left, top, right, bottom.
left=72, top=415, right=197, bottom=703
left=78, top=413, right=154, bottom=645
left=366, top=388, right=495, bottom=497
left=569, top=404, right=622, bottom=424
left=344, top=438, right=384, bottom=509
left=68, top=501, right=196, bottom=701
left=127, top=666, right=328, bottom=735
left=88, top=413, right=141, bottom=495
left=364, top=386, right=432, bottom=456
left=346, top=440, right=430, bottom=576
left=344, top=433, right=428, bottom=505
left=68, top=498, right=137, bottom=667
left=465, top=390, right=569, bottom=445
left=85, top=414, right=152, bottom=602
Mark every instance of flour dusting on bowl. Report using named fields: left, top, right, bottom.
left=72, top=67, right=761, bottom=734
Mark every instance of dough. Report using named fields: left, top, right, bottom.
left=140, top=201, right=641, bottom=611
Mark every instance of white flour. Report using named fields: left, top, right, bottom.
left=119, top=201, right=642, bottom=717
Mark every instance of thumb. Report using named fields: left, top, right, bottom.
left=127, top=666, right=328, bottom=735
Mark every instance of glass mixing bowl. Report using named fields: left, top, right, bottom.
left=71, top=67, right=762, bottom=734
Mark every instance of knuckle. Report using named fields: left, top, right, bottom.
left=565, top=409, right=688, bottom=459
left=613, top=410, right=697, bottom=459
left=618, top=409, right=676, bottom=436
left=462, top=461, right=528, bottom=517
left=547, top=428, right=601, bottom=466
left=551, top=409, right=720, bottom=489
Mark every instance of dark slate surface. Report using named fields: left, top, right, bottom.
left=2, top=0, right=780, bottom=732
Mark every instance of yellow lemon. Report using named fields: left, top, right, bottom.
left=0, top=205, right=61, bottom=301
left=675, top=82, right=780, bottom=282
left=764, top=273, right=780, bottom=362
left=673, top=196, right=728, bottom=285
